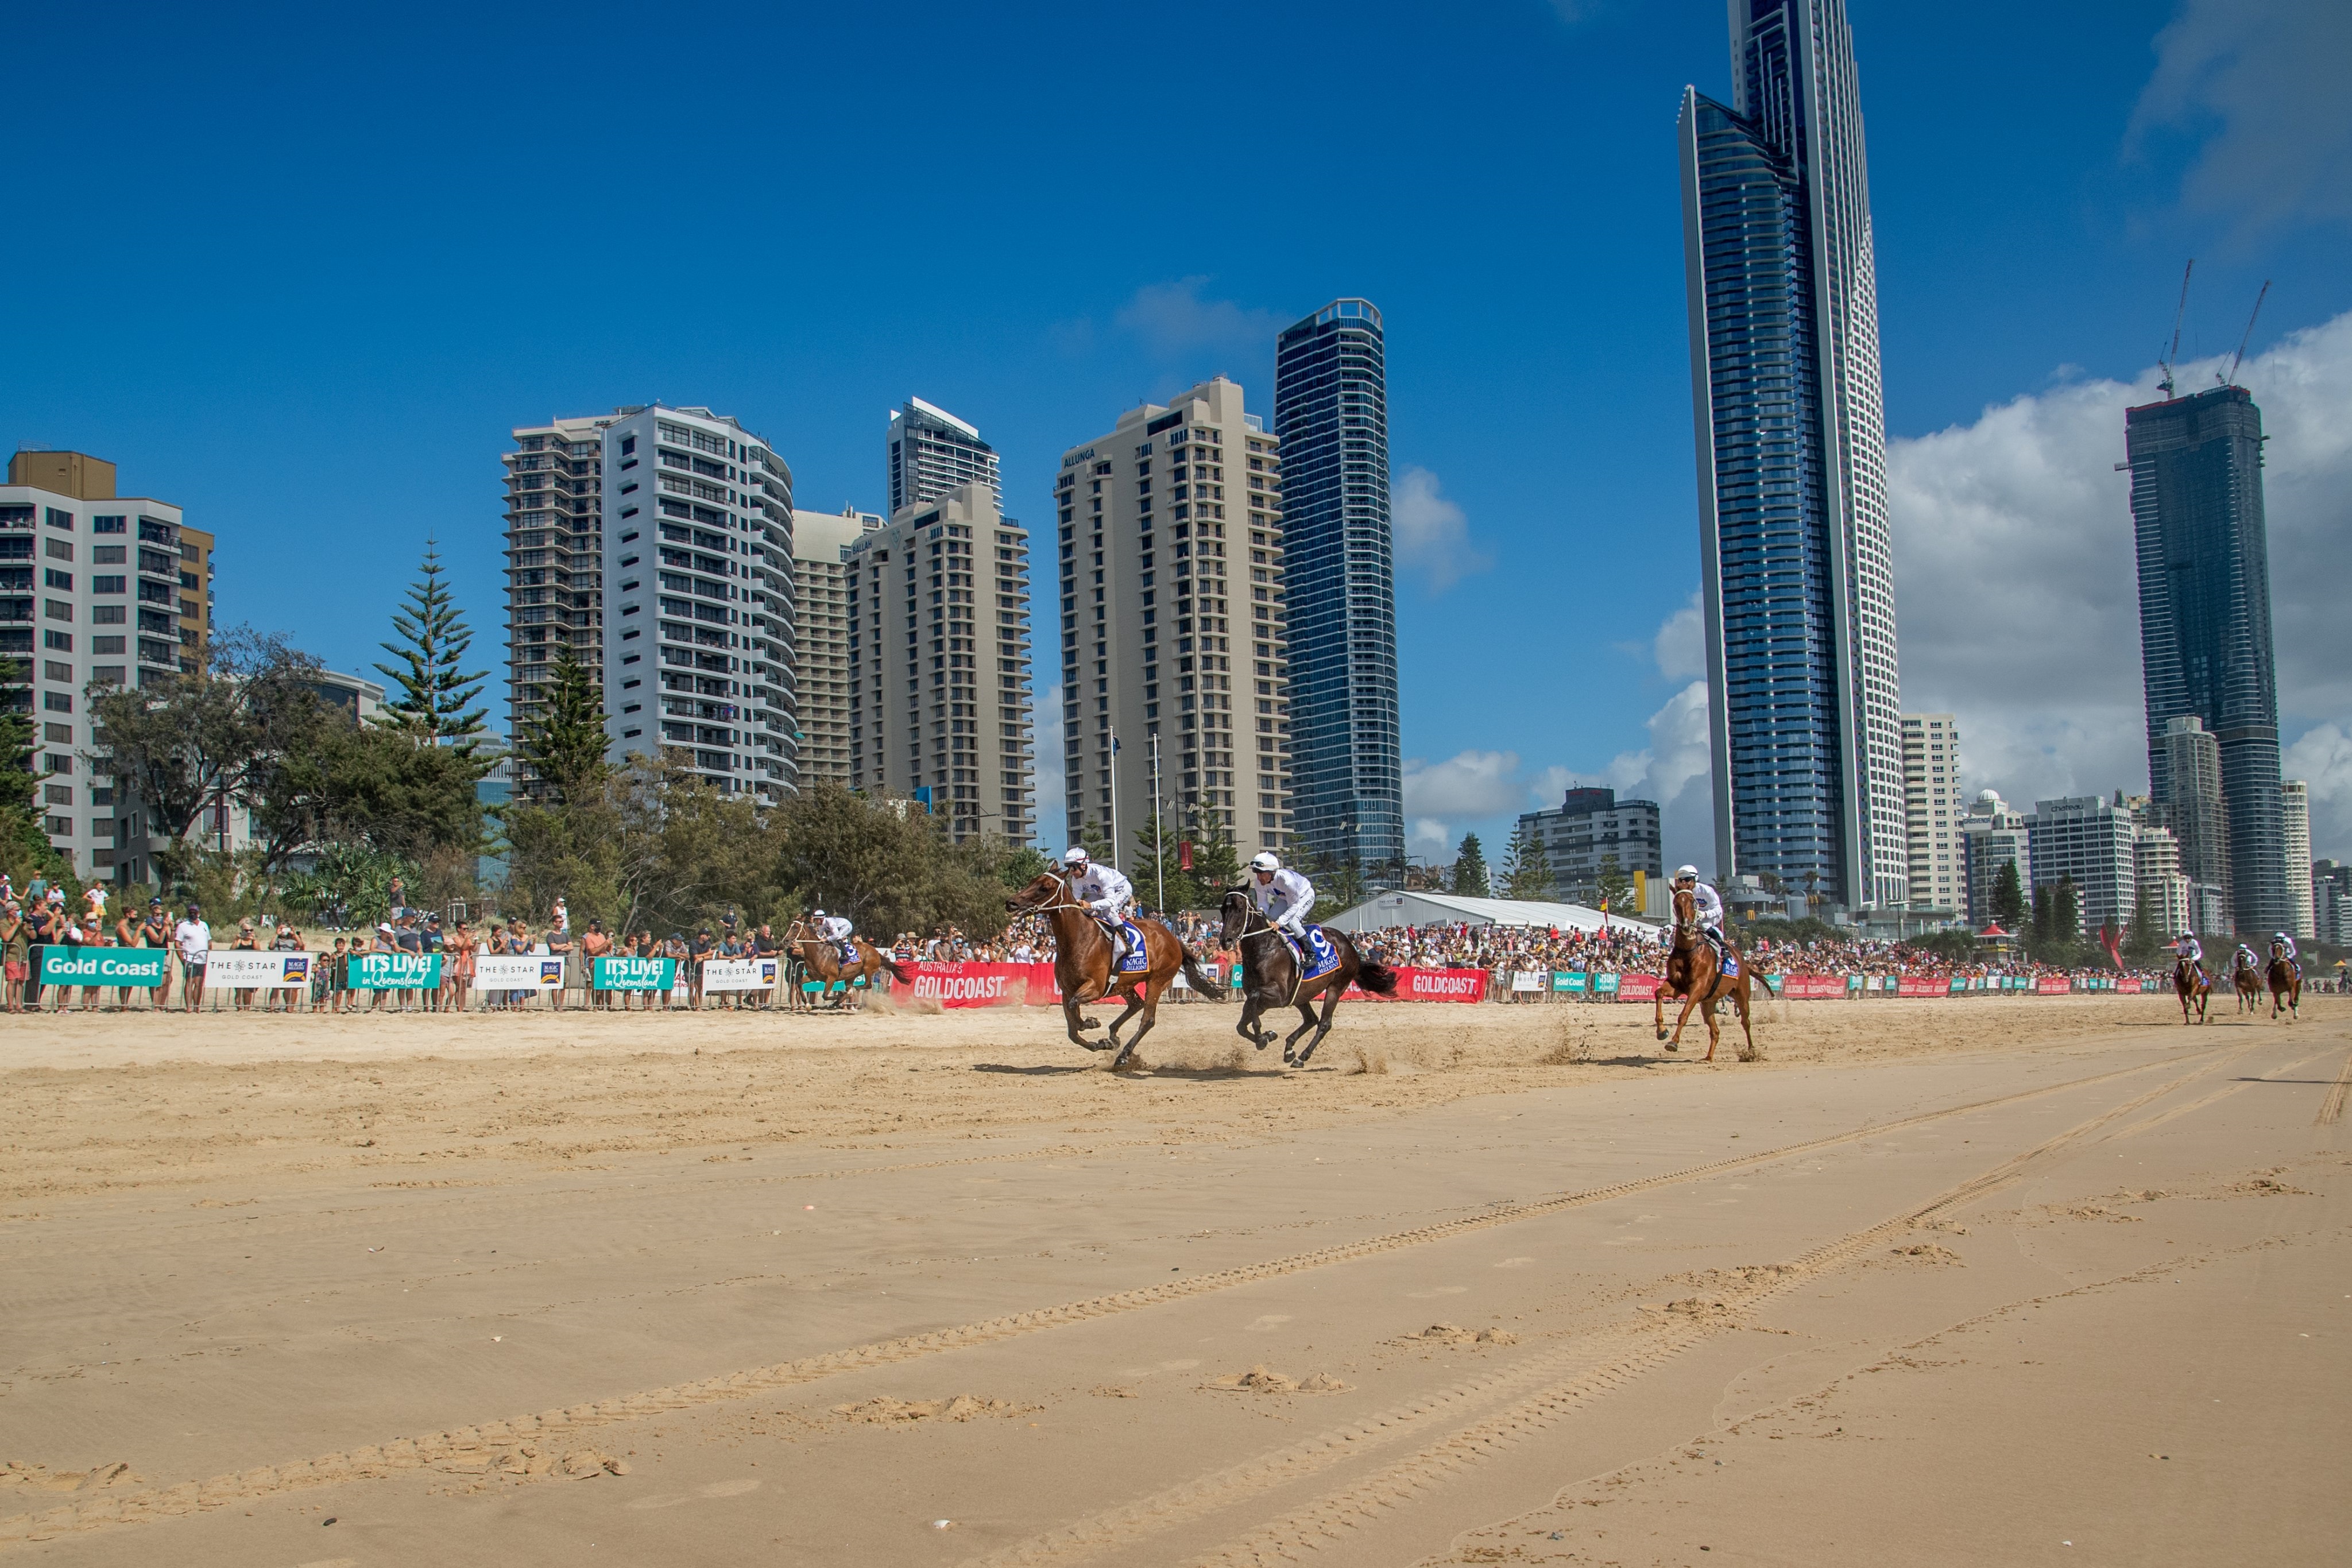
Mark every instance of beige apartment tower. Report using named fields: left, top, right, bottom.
left=1054, top=377, right=1291, bottom=868
left=791, top=505, right=883, bottom=783
left=1900, top=714, right=1963, bottom=911
left=845, top=482, right=1032, bottom=843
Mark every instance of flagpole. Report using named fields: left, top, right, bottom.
left=1151, top=733, right=1164, bottom=913
left=1109, top=726, right=1121, bottom=875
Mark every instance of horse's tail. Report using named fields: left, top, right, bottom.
left=1179, top=946, right=1228, bottom=1001
left=1355, top=959, right=1401, bottom=997
left=1755, top=969, right=1779, bottom=996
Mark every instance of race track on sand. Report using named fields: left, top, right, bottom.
left=2, top=996, right=2346, bottom=1565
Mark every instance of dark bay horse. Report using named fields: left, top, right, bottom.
left=1218, top=890, right=1399, bottom=1067
left=1655, top=885, right=1773, bottom=1062
left=1006, top=872, right=1223, bottom=1071
left=2230, top=948, right=2263, bottom=1014
left=2268, top=941, right=2301, bottom=1021
left=784, top=916, right=909, bottom=1010
left=2175, top=955, right=2215, bottom=1024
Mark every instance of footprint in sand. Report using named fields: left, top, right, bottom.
left=1495, top=1257, right=1535, bottom=1268
left=1242, top=1314, right=1293, bottom=1333
left=1117, top=1358, right=1202, bottom=1378
left=629, top=1477, right=761, bottom=1511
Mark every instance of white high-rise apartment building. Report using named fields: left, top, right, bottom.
left=1900, top=714, right=1962, bottom=910
left=1, top=451, right=207, bottom=885
left=844, top=483, right=1032, bottom=843
left=2280, top=779, right=2313, bottom=938
left=791, top=505, right=884, bottom=784
left=509, top=405, right=797, bottom=798
left=1958, top=789, right=2029, bottom=927
left=2133, top=824, right=2192, bottom=939
left=2028, top=795, right=2138, bottom=936
left=1054, top=377, right=1292, bottom=865
left=888, top=398, right=1000, bottom=515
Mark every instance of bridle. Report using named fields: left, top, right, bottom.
left=1019, top=872, right=1093, bottom=918
left=1223, top=892, right=1281, bottom=947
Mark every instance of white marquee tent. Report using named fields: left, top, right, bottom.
left=1321, top=890, right=1661, bottom=940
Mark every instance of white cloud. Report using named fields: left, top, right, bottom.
left=1114, top=277, right=1285, bottom=357
left=1403, top=748, right=1527, bottom=819
left=1653, top=590, right=1704, bottom=682
left=2285, top=723, right=2352, bottom=865
left=2130, top=0, right=2352, bottom=239
left=1392, top=467, right=1492, bottom=591
left=1409, top=818, right=1455, bottom=860
left=1890, top=311, right=2352, bottom=855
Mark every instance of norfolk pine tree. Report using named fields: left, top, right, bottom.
left=375, top=540, right=490, bottom=756
left=1498, top=823, right=1554, bottom=901
left=1450, top=833, right=1489, bottom=897
left=518, top=640, right=609, bottom=804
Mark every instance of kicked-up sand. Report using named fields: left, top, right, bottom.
left=1, top=992, right=2345, bottom=1564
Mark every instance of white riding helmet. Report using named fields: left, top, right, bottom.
left=1674, top=864, right=1699, bottom=881
left=1250, top=851, right=1280, bottom=873
left=1064, top=847, right=1090, bottom=866
left=813, top=908, right=825, bottom=918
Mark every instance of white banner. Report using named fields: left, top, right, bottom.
left=474, top=954, right=567, bottom=989
left=1511, top=970, right=1548, bottom=993
left=698, top=957, right=778, bottom=993
left=206, top=951, right=315, bottom=989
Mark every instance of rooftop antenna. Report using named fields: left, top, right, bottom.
left=2156, top=259, right=2193, bottom=399
left=2221, top=279, right=2270, bottom=389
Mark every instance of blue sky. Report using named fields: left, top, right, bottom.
left=6, top=1, right=2346, bottom=862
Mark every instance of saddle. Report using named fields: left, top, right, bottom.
left=839, top=940, right=860, bottom=966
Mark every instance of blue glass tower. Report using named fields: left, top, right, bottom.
left=1274, top=299, right=1403, bottom=882
left=1678, top=0, right=1904, bottom=909
left=2127, top=384, right=2286, bottom=935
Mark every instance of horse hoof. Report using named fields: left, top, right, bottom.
left=1663, top=1042, right=1680, bottom=1052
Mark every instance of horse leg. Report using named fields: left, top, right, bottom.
left=1237, top=993, right=1267, bottom=1048
left=1281, top=993, right=1320, bottom=1066
left=1065, top=997, right=1108, bottom=1050
left=1734, top=981, right=1758, bottom=1062
left=1666, top=987, right=1701, bottom=1053
left=1653, top=986, right=1666, bottom=1041
left=1110, top=973, right=1166, bottom=1072
left=1291, top=990, right=1343, bottom=1068
left=1701, top=992, right=1722, bottom=1062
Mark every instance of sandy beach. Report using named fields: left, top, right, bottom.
left=2, top=993, right=2345, bottom=1565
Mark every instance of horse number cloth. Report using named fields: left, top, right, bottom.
left=1115, top=920, right=1150, bottom=973
left=1293, top=926, right=1342, bottom=984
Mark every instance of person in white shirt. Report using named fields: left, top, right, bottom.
left=173, top=903, right=212, bottom=1013
left=2270, top=930, right=2300, bottom=978
left=2172, top=931, right=2204, bottom=971
left=1247, top=852, right=1315, bottom=943
left=813, top=909, right=855, bottom=963
left=1062, top=849, right=1135, bottom=965
left=1671, top=865, right=1730, bottom=970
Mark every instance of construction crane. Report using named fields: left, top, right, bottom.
left=2221, top=280, right=2270, bottom=389
left=2156, top=259, right=2193, bottom=399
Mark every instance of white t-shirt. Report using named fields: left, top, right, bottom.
left=175, top=919, right=212, bottom=963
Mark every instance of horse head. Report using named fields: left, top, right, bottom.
left=1672, top=883, right=1697, bottom=932
left=1219, top=887, right=1254, bottom=947
left=1005, top=870, right=1069, bottom=915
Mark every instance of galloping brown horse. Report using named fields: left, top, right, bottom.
left=784, top=916, right=910, bottom=1010
left=1006, top=872, right=1224, bottom=1071
left=2230, top=948, right=2263, bottom=1013
left=1654, top=885, right=1773, bottom=1062
left=2175, top=955, right=2215, bottom=1024
left=2267, top=941, right=2301, bottom=1021
left=1218, top=889, right=1399, bottom=1067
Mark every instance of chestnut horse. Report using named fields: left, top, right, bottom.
left=2268, top=941, right=2301, bottom=1021
left=2175, top=955, right=2215, bottom=1024
left=1217, top=889, right=1399, bottom=1067
left=1006, top=872, right=1223, bottom=1071
left=2230, top=949, right=2264, bottom=1013
left=784, top=916, right=910, bottom=1011
left=1654, top=885, right=1773, bottom=1062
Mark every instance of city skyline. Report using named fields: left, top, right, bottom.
left=3, top=3, right=2346, bottom=872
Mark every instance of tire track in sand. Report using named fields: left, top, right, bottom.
left=0, top=1047, right=2222, bottom=1551
left=1166, top=1043, right=2260, bottom=1568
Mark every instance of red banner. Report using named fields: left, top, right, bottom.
left=1778, top=974, right=1845, bottom=998
left=1897, top=976, right=1946, bottom=998
left=888, top=961, right=1059, bottom=1008
left=2118, top=978, right=2142, bottom=993
left=1345, top=966, right=1490, bottom=1003
left=1615, top=973, right=1661, bottom=1002
left=2036, top=976, right=2073, bottom=995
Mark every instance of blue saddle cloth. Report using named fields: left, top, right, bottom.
left=1115, top=920, right=1150, bottom=973
left=1290, top=926, right=1343, bottom=984
left=1712, top=939, right=1739, bottom=979
left=839, top=940, right=860, bottom=966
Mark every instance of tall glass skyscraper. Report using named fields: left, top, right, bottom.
left=1274, top=299, right=1402, bottom=881
left=2126, top=383, right=2287, bottom=935
left=1677, top=0, right=1904, bottom=910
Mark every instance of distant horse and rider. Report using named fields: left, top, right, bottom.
left=1005, top=848, right=1224, bottom=1071
left=1218, top=854, right=1398, bottom=1067
left=1655, top=866, right=1774, bottom=1062
left=783, top=909, right=908, bottom=1011
left=2230, top=943, right=2265, bottom=1015
left=2267, top=933, right=2302, bottom=1021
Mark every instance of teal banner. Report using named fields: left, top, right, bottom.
left=349, top=953, right=444, bottom=990
left=38, top=948, right=169, bottom=986
left=594, top=956, right=678, bottom=992
left=1592, top=972, right=1621, bottom=994
left=1552, top=971, right=1587, bottom=993
left=1846, top=973, right=1866, bottom=994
